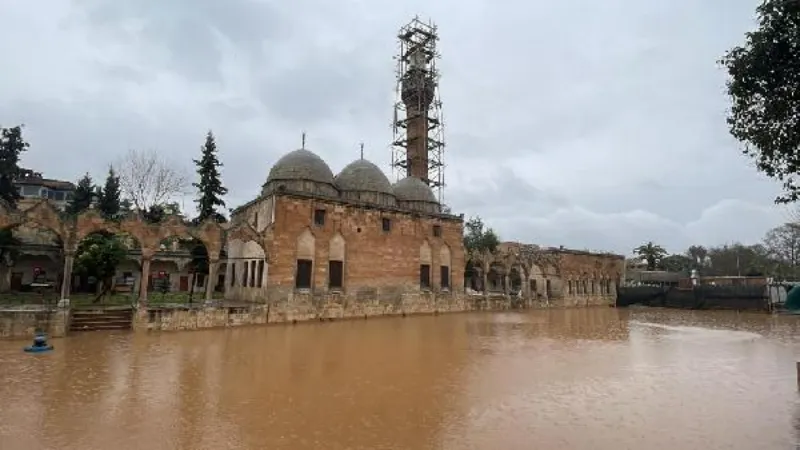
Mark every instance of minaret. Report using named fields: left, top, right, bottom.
left=392, top=17, right=446, bottom=202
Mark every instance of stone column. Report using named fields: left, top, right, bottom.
left=205, top=258, right=219, bottom=303
left=60, top=251, right=75, bottom=300
left=523, top=272, right=531, bottom=308
left=139, top=255, right=152, bottom=307
left=503, top=274, right=510, bottom=296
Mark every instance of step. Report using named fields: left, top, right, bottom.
left=71, top=313, right=132, bottom=320
left=70, top=324, right=131, bottom=331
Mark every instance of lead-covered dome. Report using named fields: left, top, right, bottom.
left=393, top=176, right=440, bottom=213
left=263, top=148, right=338, bottom=197
left=335, top=159, right=397, bottom=207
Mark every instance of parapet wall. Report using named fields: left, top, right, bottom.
left=0, top=308, right=69, bottom=340
left=134, top=291, right=615, bottom=333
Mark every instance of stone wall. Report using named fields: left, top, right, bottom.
left=133, top=290, right=616, bottom=334
left=226, top=193, right=466, bottom=304
left=0, top=308, right=69, bottom=340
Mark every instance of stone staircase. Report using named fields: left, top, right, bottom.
left=69, top=308, right=134, bottom=332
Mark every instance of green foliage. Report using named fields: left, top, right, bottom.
left=657, top=254, right=693, bottom=273
left=463, top=216, right=500, bottom=254
left=0, top=125, right=29, bottom=208
left=74, top=232, right=127, bottom=298
left=142, top=201, right=182, bottom=224
left=193, top=130, right=228, bottom=223
left=634, top=241, right=667, bottom=271
left=188, top=240, right=209, bottom=275
left=720, top=0, right=800, bottom=203
left=66, top=173, right=95, bottom=216
left=0, top=125, right=28, bottom=267
left=97, top=166, right=123, bottom=220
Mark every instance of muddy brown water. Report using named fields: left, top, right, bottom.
left=1, top=308, right=800, bottom=450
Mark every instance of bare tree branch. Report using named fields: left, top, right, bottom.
left=117, top=149, right=188, bottom=212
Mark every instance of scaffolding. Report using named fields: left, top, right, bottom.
left=391, top=16, right=446, bottom=203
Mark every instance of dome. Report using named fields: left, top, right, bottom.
left=266, top=149, right=335, bottom=185
left=334, top=159, right=394, bottom=195
left=393, top=176, right=438, bottom=203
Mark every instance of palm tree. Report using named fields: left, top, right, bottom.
left=634, top=241, right=667, bottom=271
left=686, top=245, right=708, bottom=269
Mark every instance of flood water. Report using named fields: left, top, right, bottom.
left=2, top=308, right=800, bottom=450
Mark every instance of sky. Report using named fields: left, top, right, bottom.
left=0, top=0, right=791, bottom=256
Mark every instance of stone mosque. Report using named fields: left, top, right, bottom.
left=224, top=145, right=466, bottom=313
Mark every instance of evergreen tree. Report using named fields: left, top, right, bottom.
left=0, top=125, right=30, bottom=208
left=66, top=173, right=95, bottom=216
left=97, top=166, right=122, bottom=220
left=192, top=130, right=228, bottom=223
left=0, top=125, right=28, bottom=270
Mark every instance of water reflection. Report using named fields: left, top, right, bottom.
left=1, top=309, right=799, bottom=449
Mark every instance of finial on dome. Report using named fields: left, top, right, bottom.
left=301, top=131, right=306, bottom=149
left=360, top=142, right=364, bottom=160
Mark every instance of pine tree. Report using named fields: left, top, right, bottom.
left=97, top=166, right=122, bottom=220
left=66, top=173, right=95, bottom=216
left=0, top=125, right=28, bottom=270
left=0, top=125, right=30, bottom=208
left=192, top=130, right=228, bottom=223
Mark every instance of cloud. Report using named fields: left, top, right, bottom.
left=0, top=0, right=787, bottom=257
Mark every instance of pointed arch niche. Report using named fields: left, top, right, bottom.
left=328, top=233, right=345, bottom=291
left=295, top=228, right=316, bottom=289
left=439, top=244, right=452, bottom=290
left=420, top=240, right=432, bottom=290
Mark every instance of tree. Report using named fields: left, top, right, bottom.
left=0, top=125, right=29, bottom=207
left=686, top=245, right=709, bottom=269
left=720, top=0, right=800, bottom=203
left=73, top=232, right=127, bottom=301
left=65, top=173, right=95, bottom=216
left=117, top=148, right=188, bottom=213
left=141, top=201, right=182, bottom=224
left=634, top=241, right=667, bottom=271
left=97, top=166, right=123, bottom=221
left=763, top=222, right=800, bottom=278
left=463, top=216, right=500, bottom=254
left=0, top=125, right=28, bottom=283
left=658, top=254, right=693, bottom=273
left=706, top=243, right=771, bottom=277
left=193, top=131, right=228, bottom=223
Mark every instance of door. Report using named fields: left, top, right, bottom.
left=10, top=272, right=22, bottom=291
left=179, top=276, right=189, bottom=292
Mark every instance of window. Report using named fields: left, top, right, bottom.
left=432, top=225, right=442, bottom=237
left=568, top=280, right=573, bottom=295
left=249, top=260, right=256, bottom=287
left=329, top=260, right=343, bottom=290
left=295, top=259, right=313, bottom=289
left=243, top=261, right=249, bottom=287
left=420, top=264, right=431, bottom=289
left=231, top=264, right=237, bottom=287
left=314, top=209, right=326, bottom=226
left=54, top=191, right=65, bottom=201
left=382, top=217, right=391, bottom=232
left=257, top=260, right=264, bottom=288
left=440, top=265, right=450, bottom=290
left=254, top=212, right=259, bottom=230
left=21, top=185, right=39, bottom=196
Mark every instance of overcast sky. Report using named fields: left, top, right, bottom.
left=0, top=0, right=790, bottom=256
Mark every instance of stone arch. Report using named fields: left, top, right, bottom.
left=297, top=228, right=316, bottom=260
left=294, top=228, right=316, bottom=290
left=439, top=243, right=451, bottom=267
left=74, top=210, right=121, bottom=242
left=22, top=200, right=65, bottom=240
left=420, top=239, right=432, bottom=265
left=329, top=232, right=345, bottom=261
left=227, top=222, right=266, bottom=257
left=0, top=200, right=22, bottom=230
